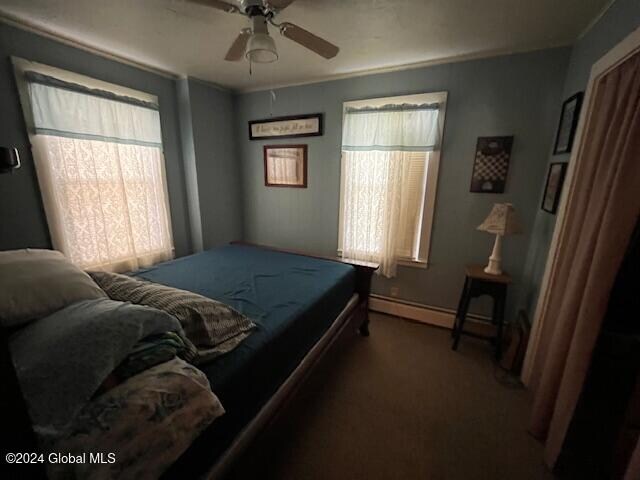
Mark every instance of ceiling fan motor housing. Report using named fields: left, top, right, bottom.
left=240, top=0, right=268, bottom=16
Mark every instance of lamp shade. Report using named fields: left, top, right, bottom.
left=477, top=203, right=522, bottom=235
left=246, top=33, right=278, bottom=64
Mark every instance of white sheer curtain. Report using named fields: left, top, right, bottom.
left=25, top=71, right=174, bottom=271
left=340, top=104, right=439, bottom=277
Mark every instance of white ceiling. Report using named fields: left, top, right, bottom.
left=0, top=0, right=611, bottom=92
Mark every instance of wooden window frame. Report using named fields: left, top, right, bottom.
left=337, top=91, right=448, bottom=267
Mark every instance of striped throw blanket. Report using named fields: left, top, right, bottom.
left=89, top=271, right=255, bottom=362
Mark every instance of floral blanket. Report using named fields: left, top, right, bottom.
left=46, top=358, right=224, bottom=480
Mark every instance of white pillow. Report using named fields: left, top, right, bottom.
left=0, top=249, right=106, bottom=327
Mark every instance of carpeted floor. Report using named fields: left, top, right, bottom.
left=226, top=313, right=554, bottom=480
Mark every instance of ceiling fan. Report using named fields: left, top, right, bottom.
left=189, top=0, right=339, bottom=63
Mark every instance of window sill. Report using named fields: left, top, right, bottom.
left=398, top=258, right=429, bottom=269
left=337, top=250, right=428, bottom=270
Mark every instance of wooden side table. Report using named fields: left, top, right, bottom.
left=451, top=265, right=511, bottom=360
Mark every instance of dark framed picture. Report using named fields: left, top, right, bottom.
left=470, top=136, right=513, bottom=193
left=553, top=92, right=583, bottom=154
left=249, top=113, right=323, bottom=140
left=541, top=162, right=567, bottom=214
left=263, top=144, right=308, bottom=188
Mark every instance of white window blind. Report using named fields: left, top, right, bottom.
left=396, top=151, right=428, bottom=258
left=340, top=99, right=442, bottom=277
left=21, top=68, right=174, bottom=272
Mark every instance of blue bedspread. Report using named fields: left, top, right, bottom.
left=134, top=244, right=356, bottom=474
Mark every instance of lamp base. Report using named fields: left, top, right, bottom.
left=484, top=233, right=503, bottom=276
left=484, top=261, right=503, bottom=276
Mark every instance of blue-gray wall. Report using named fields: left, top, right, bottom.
left=186, top=79, right=244, bottom=249
left=176, top=77, right=205, bottom=253
left=519, top=0, right=640, bottom=318
left=236, top=48, right=571, bottom=318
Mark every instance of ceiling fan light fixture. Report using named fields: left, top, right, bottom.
left=245, top=33, right=278, bottom=63
left=205, top=0, right=339, bottom=64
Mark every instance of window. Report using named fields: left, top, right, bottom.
left=338, top=92, right=447, bottom=277
left=14, top=59, right=174, bottom=272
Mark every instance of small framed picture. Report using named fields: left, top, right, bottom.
left=553, top=92, right=583, bottom=154
left=470, top=136, right=513, bottom=193
left=541, top=162, right=567, bottom=214
left=264, top=144, right=308, bottom=188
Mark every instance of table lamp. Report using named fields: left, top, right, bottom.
left=477, top=203, right=522, bottom=275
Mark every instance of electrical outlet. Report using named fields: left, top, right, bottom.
left=390, top=286, right=400, bottom=297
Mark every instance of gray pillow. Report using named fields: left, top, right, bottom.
left=89, top=271, right=255, bottom=358
left=0, top=249, right=106, bottom=327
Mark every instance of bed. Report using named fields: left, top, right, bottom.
left=133, top=242, right=377, bottom=478
left=2, top=242, right=377, bottom=479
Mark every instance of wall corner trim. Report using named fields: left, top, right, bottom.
left=577, top=0, right=618, bottom=40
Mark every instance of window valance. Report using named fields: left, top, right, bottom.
left=342, top=103, right=440, bottom=152
left=25, top=71, right=162, bottom=148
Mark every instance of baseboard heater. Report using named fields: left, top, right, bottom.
left=368, top=294, right=496, bottom=337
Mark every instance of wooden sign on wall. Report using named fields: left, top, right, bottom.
left=249, top=113, right=323, bottom=140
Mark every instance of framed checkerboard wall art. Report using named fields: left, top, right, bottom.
left=470, top=136, right=514, bottom=193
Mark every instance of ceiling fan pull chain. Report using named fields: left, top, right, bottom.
left=269, top=65, right=276, bottom=116
left=270, top=89, right=277, bottom=116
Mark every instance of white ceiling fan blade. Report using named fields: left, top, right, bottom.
left=267, top=0, right=297, bottom=10
left=279, top=22, right=339, bottom=59
left=188, top=0, right=240, bottom=14
left=225, top=29, right=252, bottom=61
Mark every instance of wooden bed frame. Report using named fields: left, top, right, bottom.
left=0, top=243, right=378, bottom=479
left=201, top=242, right=378, bottom=478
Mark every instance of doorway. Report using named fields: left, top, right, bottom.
left=521, top=25, right=640, bottom=474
